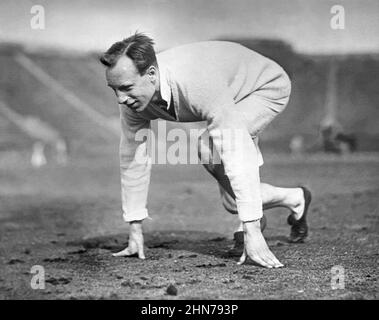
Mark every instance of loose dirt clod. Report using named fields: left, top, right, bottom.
left=121, top=280, right=133, bottom=287
left=7, top=259, right=24, bottom=265
left=166, top=284, right=178, bottom=296
left=46, top=277, right=71, bottom=285
left=67, top=248, right=87, bottom=255
left=43, top=257, right=68, bottom=263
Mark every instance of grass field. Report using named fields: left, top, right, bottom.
left=0, top=151, right=378, bottom=299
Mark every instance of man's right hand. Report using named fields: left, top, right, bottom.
left=238, top=220, right=283, bottom=268
left=112, top=220, right=145, bottom=259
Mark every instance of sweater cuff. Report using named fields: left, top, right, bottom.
left=236, top=201, right=263, bottom=222
left=122, top=208, right=149, bottom=222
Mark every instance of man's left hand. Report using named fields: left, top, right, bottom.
left=112, top=220, right=145, bottom=259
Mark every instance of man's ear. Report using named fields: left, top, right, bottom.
left=147, top=66, right=157, bottom=82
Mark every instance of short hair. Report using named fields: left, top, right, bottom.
left=99, top=32, right=157, bottom=74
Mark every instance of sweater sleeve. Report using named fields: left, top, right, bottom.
left=190, top=81, right=264, bottom=221
left=119, top=106, right=152, bottom=222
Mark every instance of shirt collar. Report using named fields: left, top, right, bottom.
left=157, top=58, right=171, bottom=110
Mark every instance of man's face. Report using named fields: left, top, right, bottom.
left=106, top=55, right=157, bottom=113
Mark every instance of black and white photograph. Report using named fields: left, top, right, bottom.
left=0, top=0, right=378, bottom=304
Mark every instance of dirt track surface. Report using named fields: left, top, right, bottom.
left=0, top=152, right=378, bottom=299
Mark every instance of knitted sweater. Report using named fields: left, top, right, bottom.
left=119, top=41, right=291, bottom=222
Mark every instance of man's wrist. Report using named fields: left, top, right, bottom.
left=243, top=218, right=261, bottom=231
left=129, top=220, right=143, bottom=230
left=129, top=219, right=143, bottom=224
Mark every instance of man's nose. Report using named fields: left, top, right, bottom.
left=116, top=92, right=129, bottom=105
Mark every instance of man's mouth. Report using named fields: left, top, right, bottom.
left=126, top=100, right=137, bottom=108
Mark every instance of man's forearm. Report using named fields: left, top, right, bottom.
left=119, top=108, right=152, bottom=223
left=207, top=119, right=263, bottom=221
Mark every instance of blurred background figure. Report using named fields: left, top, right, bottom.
left=55, top=138, right=68, bottom=165
left=0, top=101, right=69, bottom=167
left=320, top=117, right=357, bottom=154
left=22, top=115, right=69, bottom=167
left=31, top=141, right=47, bottom=167
left=289, top=134, right=305, bottom=156
left=319, top=60, right=357, bottom=154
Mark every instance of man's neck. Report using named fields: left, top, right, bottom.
left=150, top=90, right=165, bottom=104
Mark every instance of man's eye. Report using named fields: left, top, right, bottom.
left=120, top=86, right=132, bottom=92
